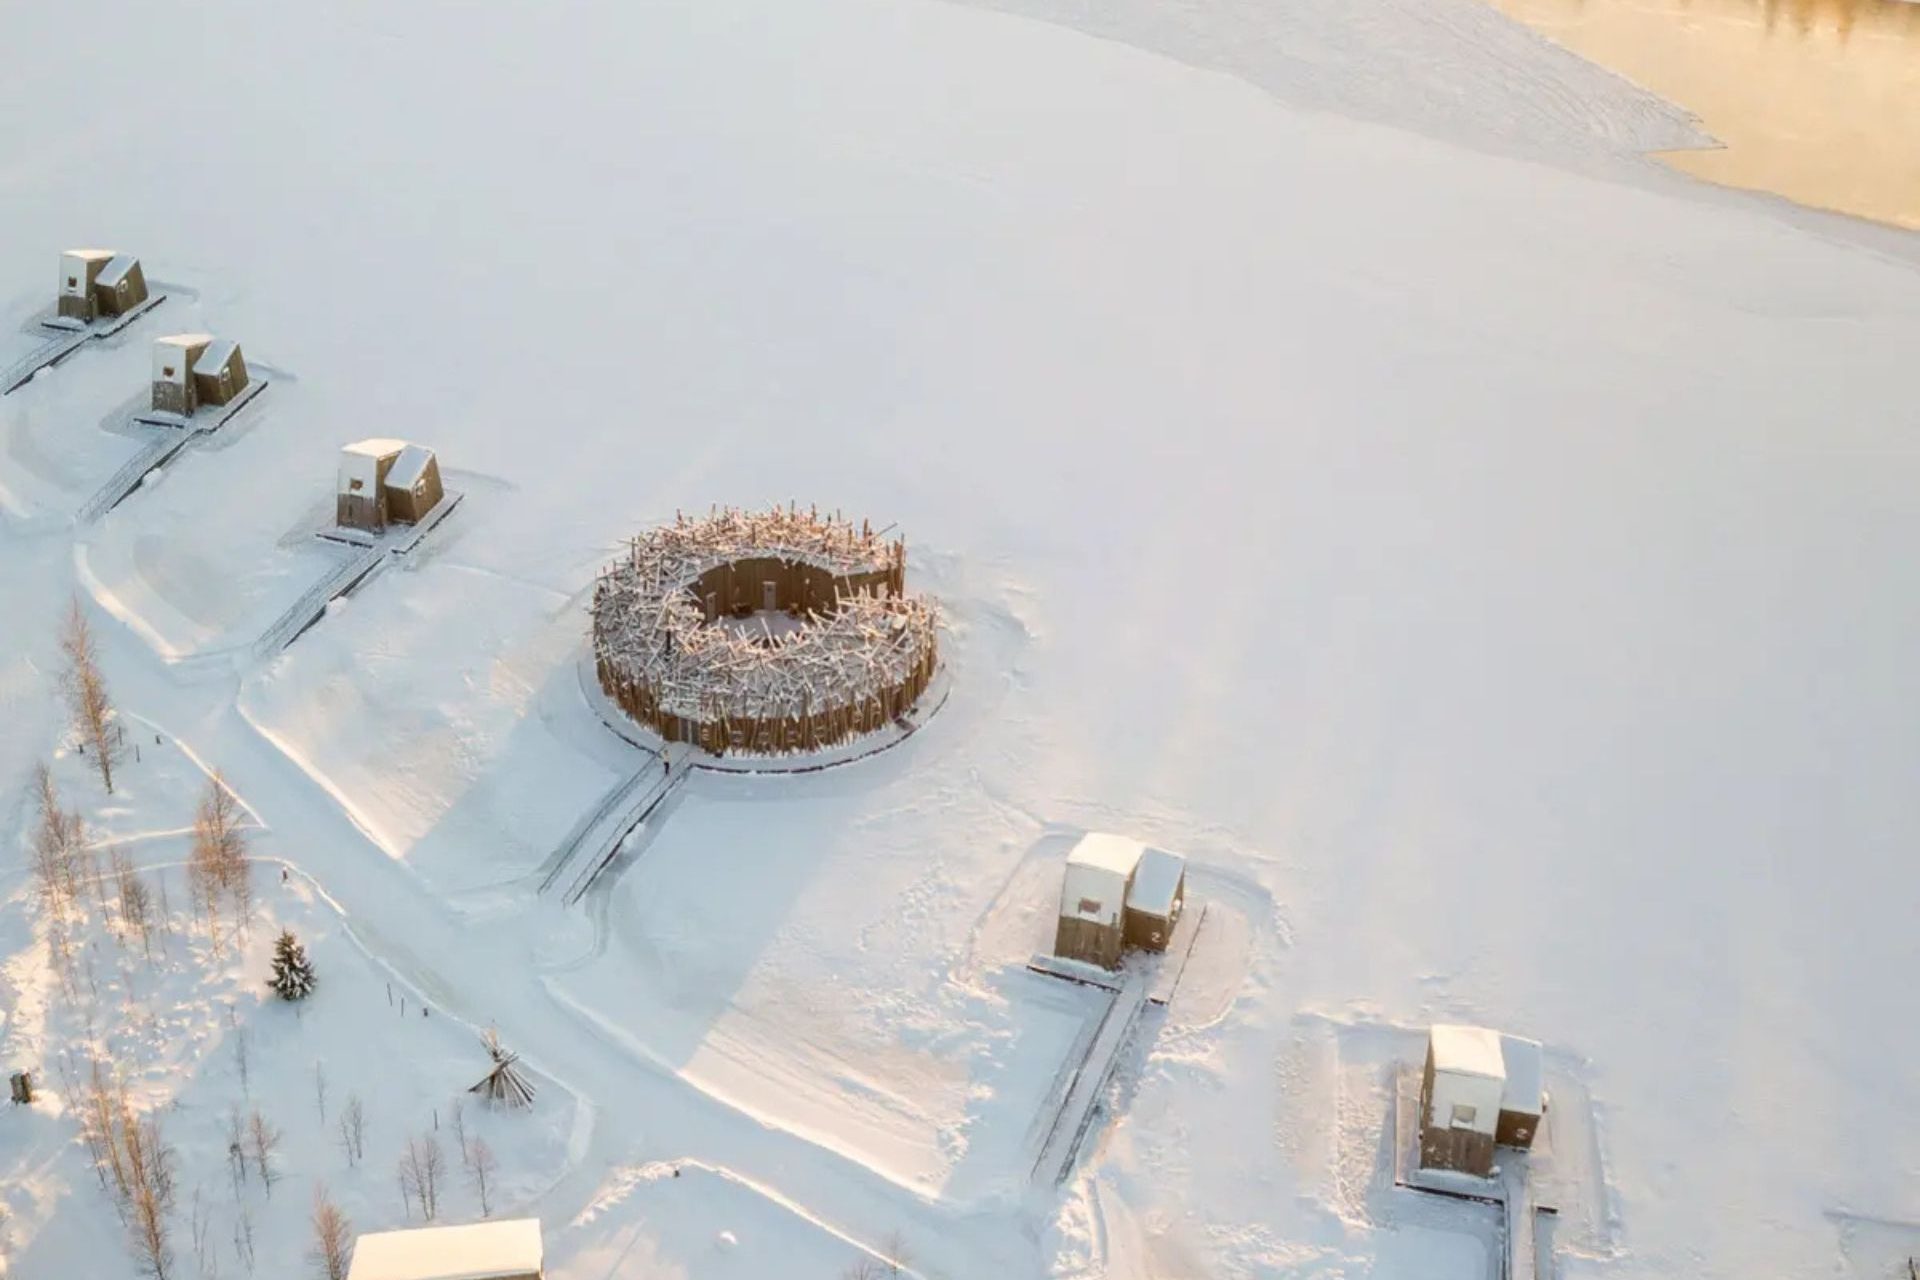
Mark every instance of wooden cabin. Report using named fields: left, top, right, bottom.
left=1496, top=1033, right=1546, bottom=1150
left=152, top=334, right=213, bottom=415
left=1123, top=847, right=1185, bottom=952
left=1054, top=834, right=1145, bottom=969
left=346, top=1218, right=543, bottom=1280
left=1418, top=1024, right=1506, bottom=1177
left=58, top=249, right=115, bottom=322
left=337, top=438, right=406, bottom=532
left=93, top=254, right=148, bottom=317
left=337, top=438, right=443, bottom=532
left=384, top=443, right=443, bottom=523
left=190, top=338, right=248, bottom=406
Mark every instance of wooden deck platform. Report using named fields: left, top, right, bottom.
left=1390, top=1064, right=1558, bottom=1279
left=131, top=376, right=268, bottom=434
left=1025, top=901, right=1209, bottom=1008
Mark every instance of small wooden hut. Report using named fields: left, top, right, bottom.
left=93, top=254, right=149, bottom=317
left=1123, top=847, right=1186, bottom=952
left=337, top=438, right=442, bottom=532
left=384, top=443, right=443, bottom=523
left=1419, top=1024, right=1507, bottom=1177
left=336, top=438, right=406, bottom=532
left=346, top=1219, right=544, bottom=1280
left=190, top=338, right=248, bottom=406
left=152, top=333, right=213, bottom=415
left=58, top=249, right=115, bottom=322
left=1054, top=834, right=1144, bottom=969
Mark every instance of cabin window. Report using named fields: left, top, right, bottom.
left=349, top=478, right=363, bottom=492
left=1449, top=1104, right=1477, bottom=1128
left=1076, top=897, right=1101, bottom=915
left=66, top=276, right=77, bottom=288
left=162, top=365, right=174, bottom=377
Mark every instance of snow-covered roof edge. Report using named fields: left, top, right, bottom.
left=1429, top=1024, right=1506, bottom=1080
left=386, top=443, right=436, bottom=491
left=193, top=337, right=240, bottom=373
left=345, top=1217, right=542, bottom=1280
left=97, top=254, right=140, bottom=286
left=1127, top=847, right=1185, bottom=917
left=1498, top=1033, right=1544, bottom=1116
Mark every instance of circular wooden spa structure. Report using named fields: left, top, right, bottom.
left=591, top=507, right=940, bottom=757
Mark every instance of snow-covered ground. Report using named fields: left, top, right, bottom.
left=4, top=1, right=1919, bottom=1278
left=0, top=744, right=579, bottom=1278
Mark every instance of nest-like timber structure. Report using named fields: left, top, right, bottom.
left=592, top=506, right=940, bottom=756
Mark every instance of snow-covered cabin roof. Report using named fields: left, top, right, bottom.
left=338, top=438, right=406, bottom=493
left=96, top=254, right=140, bottom=287
left=345, top=1218, right=543, bottom=1280
left=1498, top=1033, right=1544, bottom=1117
left=386, top=443, right=436, bottom=492
left=193, top=337, right=240, bottom=374
left=153, top=334, right=211, bottom=381
left=1429, top=1024, right=1507, bottom=1081
left=63, top=248, right=115, bottom=266
left=1059, top=833, right=1144, bottom=927
left=1127, top=847, right=1185, bottom=918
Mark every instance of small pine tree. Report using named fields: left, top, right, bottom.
left=267, top=929, right=316, bottom=1001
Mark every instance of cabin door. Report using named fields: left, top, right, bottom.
left=762, top=581, right=778, bottom=613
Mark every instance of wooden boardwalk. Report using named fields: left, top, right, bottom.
left=1030, top=972, right=1148, bottom=1186
left=538, top=762, right=660, bottom=895
left=560, top=760, right=691, bottom=905
left=78, top=381, right=270, bottom=523
left=1020, top=902, right=1211, bottom=1186
left=2, top=294, right=168, bottom=395
left=1, top=330, right=88, bottom=395
left=76, top=431, right=195, bottom=521
left=256, top=493, right=464, bottom=659
left=253, top=546, right=385, bottom=658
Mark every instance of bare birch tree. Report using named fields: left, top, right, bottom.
left=881, top=1231, right=910, bottom=1277
left=397, top=1134, right=445, bottom=1221
left=232, top=1203, right=255, bottom=1275
left=31, top=764, right=96, bottom=935
left=190, top=1187, right=213, bottom=1279
left=450, top=1099, right=469, bottom=1168
left=421, top=1135, right=445, bottom=1220
left=338, top=1094, right=366, bottom=1167
left=113, top=1091, right=178, bottom=1280
left=232, top=1029, right=251, bottom=1096
left=191, top=777, right=251, bottom=946
left=246, top=1109, right=280, bottom=1196
left=79, top=1062, right=124, bottom=1194
left=225, top=1106, right=248, bottom=1195
left=61, top=599, right=122, bottom=794
left=114, top=847, right=156, bottom=961
left=309, top=1183, right=352, bottom=1280
left=154, top=870, right=177, bottom=958
left=468, top=1137, right=497, bottom=1218
left=31, top=764, right=74, bottom=921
